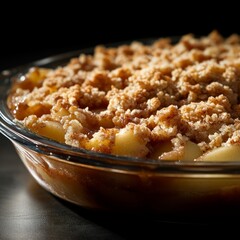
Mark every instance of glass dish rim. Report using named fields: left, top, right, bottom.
left=1, top=38, right=240, bottom=174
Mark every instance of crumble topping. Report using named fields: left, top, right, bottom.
left=8, top=31, right=240, bottom=161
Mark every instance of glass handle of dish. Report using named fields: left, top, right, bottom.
left=0, top=70, right=12, bottom=94
left=0, top=70, right=11, bottom=79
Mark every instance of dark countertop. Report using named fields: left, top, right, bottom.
left=0, top=134, right=238, bottom=239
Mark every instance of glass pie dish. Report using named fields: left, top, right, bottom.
left=2, top=41, right=240, bottom=217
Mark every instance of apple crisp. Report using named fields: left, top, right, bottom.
left=8, top=31, right=240, bottom=161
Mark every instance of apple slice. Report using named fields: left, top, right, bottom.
left=199, top=145, right=240, bottom=162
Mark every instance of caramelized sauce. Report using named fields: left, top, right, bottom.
left=13, top=102, right=51, bottom=120
left=7, top=67, right=51, bottom=120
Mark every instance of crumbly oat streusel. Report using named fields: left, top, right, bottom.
left=8, top=31, right=240, bottom=160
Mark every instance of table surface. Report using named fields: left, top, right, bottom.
left=0, top=134, right=239, bottom=239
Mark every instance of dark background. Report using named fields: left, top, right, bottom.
left=0, top=4, right=239, bottom=71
